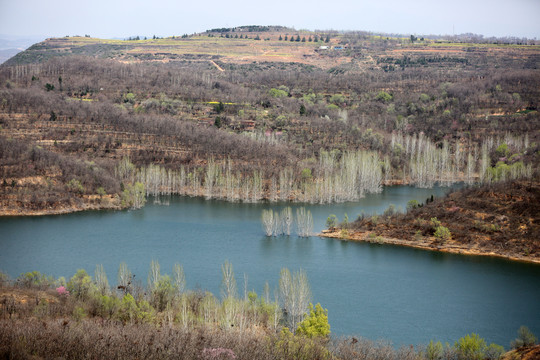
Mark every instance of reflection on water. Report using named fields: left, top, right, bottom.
left=1, top=185, right=539, bottom=347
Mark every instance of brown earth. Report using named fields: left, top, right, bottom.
left=0, top=287, right=58, bottom=306
left=320, top=229, right=540, bottom=264
left=0, top=194, right=121, bottom=216
left=502, top=345, right=540, bottom=360
left=321, top=181, right=540, bottom=264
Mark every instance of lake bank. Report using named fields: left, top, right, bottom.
left=0, top=194, right=122, bottom=216
left=328, top=181, right=540, bottom=265
left=320, top=229, right=540, bottom=265
left=0, top=179, right=460, bottom=217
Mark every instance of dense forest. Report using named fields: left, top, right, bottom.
left=0, top=29, right=539, bottom=214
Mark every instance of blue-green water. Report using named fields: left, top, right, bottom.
left=1, top=185, right=539, bottom=347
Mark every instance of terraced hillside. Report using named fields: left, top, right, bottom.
left=1, top=28, right=539, bottom=215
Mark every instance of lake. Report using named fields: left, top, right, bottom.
left=1, top=185, right=539, bottom=348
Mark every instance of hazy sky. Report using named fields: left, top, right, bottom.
left=1, top=0, right=539, bottom=40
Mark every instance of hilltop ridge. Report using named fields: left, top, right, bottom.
left=5, top=28, right=540, bottom=71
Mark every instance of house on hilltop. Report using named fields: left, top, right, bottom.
left=240, top=119, right=255, bottom=131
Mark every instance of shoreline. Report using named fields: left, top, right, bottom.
left=4, top=186, right=538, bottom=266
left=0, top=201, right=122, bottom=217
left=0, top=181, right=463, bottom=217
left=319, top=229, right=540, bottom=265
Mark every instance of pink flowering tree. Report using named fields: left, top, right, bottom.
left=56, top=286, right=70, bottom=296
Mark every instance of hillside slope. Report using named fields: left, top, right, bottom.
left=1, top=29, right=539, bottom=215
left=325, top=180, right=540, bottom=263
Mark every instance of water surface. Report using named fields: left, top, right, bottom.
left=1, top=185, right=539, bottom=347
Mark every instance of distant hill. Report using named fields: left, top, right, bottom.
left=0, top=35, right=46, bottom=64
left=0, top=49, right=22, bottom=64
left=5, top=30, right=539, bottom=72
left=0, top=35, right=45, bottom=49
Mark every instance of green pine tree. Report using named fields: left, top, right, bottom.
left=296, top=303, right=330, bottom=338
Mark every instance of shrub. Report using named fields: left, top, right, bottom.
left=121, top=182, right=146, bottom=209
left=495, top=143, right=510, bottom=158
left=214, top=102, right=224, bottom=113
left=33, top=298, right=49, bottom=318
left=122, top=92, right=135, bottom=104
left=67, top=178, right=84, bottom=194
left=118, top=293, right=140, bottom=323
left=55, top=276, right=67, bottom=287
left=326, top=215, right=337, bottom=229
left=17, top=271, right=53, bottom=289
left=302, top=93, right=317, bottom=104
left=67, top=269, right=96, bottom=300
left=275, top=115, right=288, bottom=127
left=414, top=217, right=430, bottom=229
left=375, top=91, right=392, bottom=102
left=326, top=104, right=339, bottom=110
left=73, top=306, right=86, bottom=321
left=430, top=217, right=441, bottom=228
left=93, top=294, right=121, bottom=319
left=117, top=294, right=154, bottom=324
left=383, top=204, right=396, bottom=217
left=273, top=327, right=331, bottom=359
left=485, top=343, right=505, bottom=360
left=511, top=325, right=538, bottom=348
left=329, top=94, right=345, bottom=105
left=425, top=340, right=443, bottom=360
left=434, top=226, right=451, bottom=242
left=0, top=271, right=9, bottom=286
left=269, top=88, right=288, bottom=98
left=367, top=233, right=384, bottom=244
left=96, top=186, right=106, bottom=197
left=151, top=275, right=175, bottom=311
left=301, top=168, right=312, bottom=181
left=296, top=303, right=331, bottom=338
left=455, top=333, right=486, bottom=360
left=341, top=213, right=349, bottom=229
left=407, top=199, right=419, bottom=211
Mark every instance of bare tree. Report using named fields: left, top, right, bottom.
left=117, top=262, right=132, bottom=295
left=148, top=259, right=161, bottom=292
left=220, top=260, right=237, bottom=300
left=173, top=263, right=186, bottom=296
left=296, top=207, right=313, bottom=237
left=261, top=209, right=275, bottom=236
left=279, top=268, right=311, bottom=331
left=221, top=260, right=238, bottom=329
left=94, top=264, right=110, bottom=296
left=281, top=207, right=293, bottom=235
